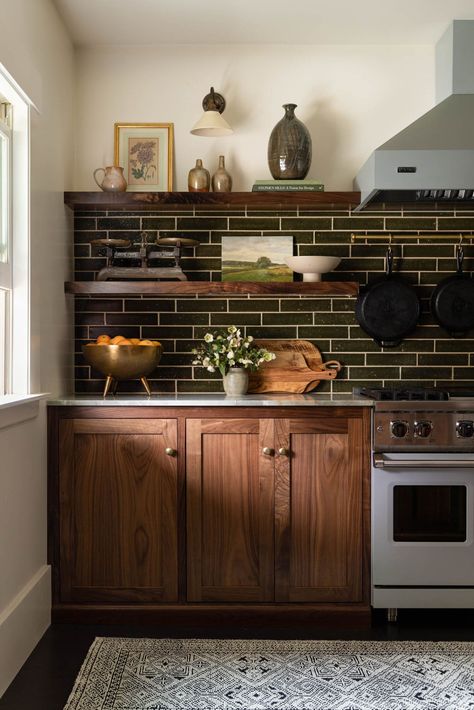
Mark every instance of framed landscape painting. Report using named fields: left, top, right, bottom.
left=114, top=122, right=173, bottom=191
left=222, top=236, right=293, bottom=282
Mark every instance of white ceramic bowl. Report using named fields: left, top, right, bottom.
left=284, top=255, right=341, bottom=282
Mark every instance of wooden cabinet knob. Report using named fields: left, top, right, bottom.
left=278, top=447, right=290, bottom=457
left=262, top=447, right=275, bottom=456
left=165, top=447, right=177, bottom=457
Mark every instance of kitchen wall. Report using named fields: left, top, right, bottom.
left=74, top=205, right=474, bottom=395
left=73, top=44, right=434, bottom=191
left=0, top=0, right=73, bottom=697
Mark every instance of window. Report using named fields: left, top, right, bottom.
left=0, top=98, right=12, bottom=394
left=0, top=64, right=31, bottom=397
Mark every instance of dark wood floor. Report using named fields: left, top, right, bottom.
left=3, top=611, right=474, bottom=710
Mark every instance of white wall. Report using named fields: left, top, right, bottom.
left=75, top=43, right=434, bottom=191
left=0, top=0, right=74, bottom=697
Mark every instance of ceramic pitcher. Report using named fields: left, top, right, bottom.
left=93, top=165, right=127, bottom=192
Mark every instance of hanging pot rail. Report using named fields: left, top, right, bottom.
left=351, top=232, right=470, bottom=243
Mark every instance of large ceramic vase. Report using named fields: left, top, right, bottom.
left=267, top=104, right=312, bottom=179
left=222, top=367, right=248, bottom=396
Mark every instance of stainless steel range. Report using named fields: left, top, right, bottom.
left=357, top=386, right=474, bottom=621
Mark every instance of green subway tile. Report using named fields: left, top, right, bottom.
left=142, top=326, right=193, bottom=339
left=331, top=339, right=380, bottom=352
left=385, top=218, right=437, bottom=230
left=437, top=218, right=474, bottom=230
left=402, top=244, right=454, bottom=257
left=291, top=232, right=315, bottom=244
left=399, top=258, right=437, bottom=271
left=124, top=299, right=176, bottom=312
left=314, top=231, right=352, bottom=244
left=313, top=312, right=355, bottom=325
left=332, top=381, right=359, bottom=393
left=419, top=354, right=468, bottom=365
left=280, top=298, right=332, bottom=312
left=384, top=339, right=434, bottom=352
left=401, top=366, right=453, bottom=379
left=177, top=217, right=228, bottom=230
left=141, top=217, right=176, bottom=230
left=454, top=367, right=474, bottom=379
left=248, top=209, right=297, bottom=217
left=366, top=353, right=416, bottom=365
left=436, top=340, right=474, bottom=352
left=161, top=353, right=194, bottom=366
left=331, top=299, right=355, bottom=312
left=350, top=366, right=400, bottom=379
left=229, top=218, right=280, bottom=230
left=338, top=257, right=385, bottom=271
left=246, top=326, right=298, bottom=339
left=74, top=217, right=96, bottom=230
left=280, top=218, right=332, bottom=230
left=351, top=244, right=393, bottom=257
left=181, top=257, right=221, bottom=270
left=229, top=298, right=279, bottom=312
left=97, top=217, right=140, bottom=230
left=76, top=312, right=105, bottom=326
left=195, top=244, right=221, bottom=257
left=178, top=380, right=224, bottom=393
left=155, top=366, right=193, bottom=380
left=299, top=244, right=350, bottom=257
left=333, top=217, right=384, bottom=230
left=325, top=353, right=365, bottom=365
left=160, top=312, right=209, bottom=325
left=263, top=312, right=312, bottom=325
left=177, top=299, right=227, bottom=312
left=211, top=313, right=261, bottom=326
left=77, top=298, right=124, bottom=312
left=298, top=326, right=349, bottom=338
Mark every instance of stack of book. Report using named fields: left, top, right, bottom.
left=252, top=179, right=324, bottom=192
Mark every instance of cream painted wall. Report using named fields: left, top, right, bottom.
left=0, top=0, right=74, bottom=697
left=75, top=44, right=434, bottom=191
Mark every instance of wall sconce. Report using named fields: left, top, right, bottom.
left=190, top=87, right=233, bottom=137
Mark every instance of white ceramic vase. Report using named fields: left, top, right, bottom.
left=222, top=367, right=249, bottom=396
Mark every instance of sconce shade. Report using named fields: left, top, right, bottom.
left=191, top=110, right=233, bottom=137
left=191, top=87, right=233, bottom=136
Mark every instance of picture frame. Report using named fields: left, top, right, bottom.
left=114, top=122, right=173, bottom=192
left=221, top=235, right=293, bottom=282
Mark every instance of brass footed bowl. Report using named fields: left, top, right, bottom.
left=82, top=344, right=163, bottom=396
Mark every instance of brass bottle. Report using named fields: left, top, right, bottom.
left=211, top=155, right=232, bottom=192
left=188, top=159, right=210, bottom=192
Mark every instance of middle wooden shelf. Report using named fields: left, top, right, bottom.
left=64, top=280, right=359, bottom=296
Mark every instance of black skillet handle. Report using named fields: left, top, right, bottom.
left=456, top=244, right=464, bottom=274
left=385, top=246, right=394, bottom=276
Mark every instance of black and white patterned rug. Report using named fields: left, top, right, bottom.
left=64, top=637, right=474, bottom=710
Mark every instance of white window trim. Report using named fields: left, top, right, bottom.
left=0, top=62, right=34, bottom=400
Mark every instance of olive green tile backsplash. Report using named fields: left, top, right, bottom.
left=73, top=206, right=474, bottom=394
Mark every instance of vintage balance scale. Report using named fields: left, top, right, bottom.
left=91, top=231, right=200, bottom=281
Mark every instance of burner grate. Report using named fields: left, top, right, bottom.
left=353, top=387, right=449, bottom=401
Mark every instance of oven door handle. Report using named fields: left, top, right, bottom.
left=373, top=453, right=474, bottom=469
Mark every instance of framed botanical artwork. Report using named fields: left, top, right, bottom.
left=114, top=122, right=173, bottom=192
left=221, top=236, right=293, bottom=282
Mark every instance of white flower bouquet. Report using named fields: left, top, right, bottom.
left=192, top=325, right=275, bottom=376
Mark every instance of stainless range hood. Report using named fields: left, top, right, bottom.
left=354, top=21, right=474, bottom=211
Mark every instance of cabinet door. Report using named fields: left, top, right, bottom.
left=187, top=418, right=275, bottom=602
left=275, top=412, right=369, bottom=602
left=59, top=418, right=178, bottom=603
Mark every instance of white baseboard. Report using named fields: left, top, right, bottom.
left=0, top=565, right=51, bottom=698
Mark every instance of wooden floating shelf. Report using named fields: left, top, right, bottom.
left=64, top=281, right=359, bottom=296
left=64, top=191, right=361, bottom=211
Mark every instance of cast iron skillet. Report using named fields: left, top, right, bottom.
left=431, top=245, right=474, bottom=337
left=355, top=246, right=420, bottom=348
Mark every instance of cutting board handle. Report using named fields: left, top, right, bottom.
left=319, top=360, right=342, bottom=372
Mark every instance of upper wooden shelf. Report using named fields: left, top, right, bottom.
left=64, top=281, right=359, bottom=296
left=64, top=191, right=361, bottom=211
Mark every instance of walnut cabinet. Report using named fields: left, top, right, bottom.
left=48, top=406, right=370, bottom=618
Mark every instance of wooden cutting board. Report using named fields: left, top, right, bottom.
left=248, top=339, right=341, bottom=394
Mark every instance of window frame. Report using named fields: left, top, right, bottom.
left=0, top=105, right=12, bottom=394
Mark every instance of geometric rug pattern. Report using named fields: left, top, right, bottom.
left=63, top=637, right=474, bottom=710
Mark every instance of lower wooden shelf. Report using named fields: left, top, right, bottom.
left=64, top=280, right=359, bottom=296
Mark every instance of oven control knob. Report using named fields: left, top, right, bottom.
left=456, top=420, right=474, bottom=438
left=390, top=420, right=408, bottom=438
left=414, top=420, right=432, bottom=438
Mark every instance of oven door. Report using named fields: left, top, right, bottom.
left=372, top=452, right=474, bottom=586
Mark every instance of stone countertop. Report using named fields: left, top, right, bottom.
left=47, top=393, right=374, bottom=407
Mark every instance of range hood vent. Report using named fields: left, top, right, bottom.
left=354, top=21, right=474, bottom=211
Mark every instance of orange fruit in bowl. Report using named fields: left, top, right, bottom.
left=118, top=339, right=132, bottom=345
left=110, top=335, right=126, bottom=345
left=96, top=334, right=111, bottom=344
left=130, top=338, right=141, bottom=345
left=151, top=340, right=161, bottom=346
left=138, top=339, right=154, bottom=346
